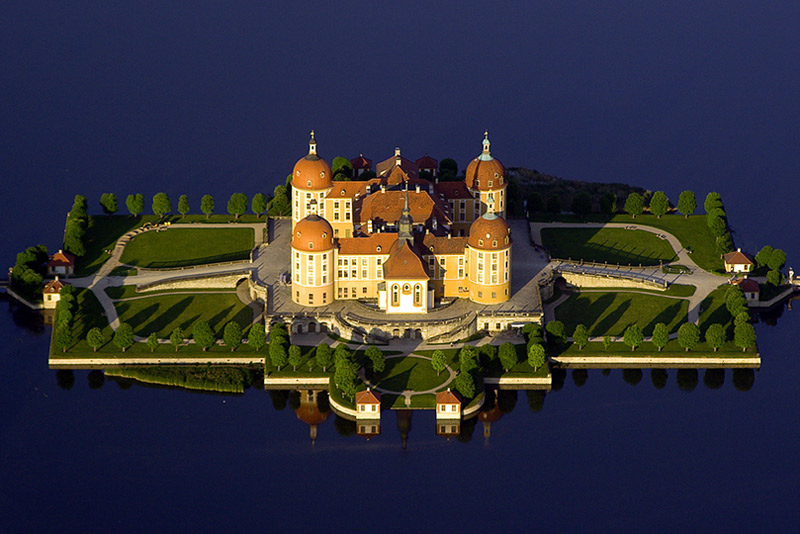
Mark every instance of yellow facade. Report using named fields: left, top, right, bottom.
left=291, top=248, right=335, bottom=306
left=467, top=245, right=511, bottom=304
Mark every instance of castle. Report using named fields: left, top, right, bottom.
left=290, top=132, right=511, bottom=314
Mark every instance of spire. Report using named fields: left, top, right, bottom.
left=397, top=180, right=413, bottom=245
left=308, top=130, right=317, bottom=155
left=479, top=130, right=493, bottom=161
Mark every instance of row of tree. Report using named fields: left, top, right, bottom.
left=704, top=192, right=736, bottom=256
left=117, top=192, right=268, bottom=219
left=64, top=195, right=88, bottom=256
left=528, top=189, right=700, bottom=218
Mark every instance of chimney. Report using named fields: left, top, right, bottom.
left=447, top=233, right=451, bottom=240
left=381, top=184, right=386, bottom=193
left=394, top=147, right=401, bottom=156
left=415, top=184, right=420, bottom=193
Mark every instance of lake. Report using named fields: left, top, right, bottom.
left=2, top=2, right=800, bottom=531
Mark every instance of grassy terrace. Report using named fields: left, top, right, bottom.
left=579, top=284, right=696, bottom=297
left=555, top=291, right=689, bottom=336
left=532, top=213, right=724, bottom=272
left=542, top=227, right=677, bottom=266
left=120, top=227, right=254, bottom=268
left=115, top=294, right=253, bottom=338
left=373, top=356, right=449, bottom=392
left=76, top=214, right=265, bottom=276
left=105, top=285, right=236, bottom=300
left=555, top=339, right=759, bottom=357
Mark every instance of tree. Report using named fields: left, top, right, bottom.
left=315, top=343, right=333, bottom=371
left=55, top=324, right=75, bottom=352
left=708, top=213, right=728, bottom=237
left=602, top=335, right=612, bottom=351
left=147, top=332, right=160, bottom=352
left=498, top=342, right=518, bottom=372
left=677, top=190, right=696, bottom=217
left=766, top=269, right=783, bottom=287
left=113, top=323, right=135, bottom=352
left=201, top=194, right=215, bottom=219
left=365, top=345, right=385, bottom=374
left=545, top=320, right=566, bottom=345
left=624, top=192, right=643, bottom=218
left=170, top=327, right=184, bottom=352
left=734, top=322, right=756, bottom=352
left=527, top=343, right=546, bottom=371
left=270, top=342, right=288, bottom=371
left=126, top=194, right=145, bottom=217
left=571, top=192, right=592, bottom=217
left=100, top=193, right=118, bottom=215
left=332, top=156, right=353, bottom=179
left=152, top=192, right=171, bottom=218
left=704, top=192, right=723, bottom=213
left=623, top=324, right=643, bottom=351
left=192, top=320, right=216, bottom=351
left=178, top=195, right=190, bottom=218
left=64, top=219, right=86, bottom=256
left=431, top=349, right=447, bottom=376
left=439, top=158, right=458, bottom=178
left=649, top=191, right=669, bottom=218
left=726, top=285, right=748, bottom=317
left=459, top=345, right=479, bottom=373
left=248, top=323, right=266, bottom=351
left=755, top=245, right=774, bottom=268
left=269, top=185, right=290, bottom=215
left=600, top=192, right=617, bottom=214
left=223, top=321, right=243, bottom=351
left=651, top=322, right=669, bottom=351
left=227, top=193, right=248, bottom=219
left=734, top=311, right=750, bottom=327
left=572, top=324, right=589, bottom=350
left=333, top=358, right=359, bottom=399
left=288, top=345, right=302, bottom=371
left=251, top=193, right=267, bottom=218
left=705, top=323, right=726, bottom=352
left=716, top=233, right=734, bottom=256
left=677, top=323, right=700, bottom=352
left=546, top=194, right=561, bottom=214
left=86, top=327, right=105, bottom=352
left=454, top=372, right=475, bottom=398
left=767, top=248, right=786, bottom=272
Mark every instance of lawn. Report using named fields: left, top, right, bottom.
left=120, top=228, right=254, bottom=268
left=532, top=214, right=724, bottom=272
left=77, top=215, right=155, bottom=275
left=579, top=283, right=696, bottom=297
left=542, top=227, right=677, bottom=266
left=697, top=286, right=736, bottom=334
left=374, top=356, right=449, bottom=392
left=114, top=293, right=253, bottom=337
left=556, top=339, right=758, bottom=357
left=555, top=291, right=688, bottom=336
left=105, top=284, right=235, bottom=300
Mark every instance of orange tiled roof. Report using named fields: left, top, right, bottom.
left=435, top=181, right=473, bottom=199
left=376, top=153, right=418, bottom=179
left=325, top=181, right=367, bottom=199
left=350, top=154, right=372, bottom=170
left=436, top=389, right=461, bottom=404
left=382, top=241, right=429, bottom=280
left=43, top=279, right=68, bottom=293
left=355, top=389, right=381, bottom=404
left=419, top=233, right=469, bottom=255
left=723, top=250, right=754, bottom=265
left=359, top=189, right=451, bottom=227
left=46, top=250, right=76, bottom=267
left=416, top=155, right=438, bottom=170
left=337, top=233, right=398, bottom=255
left=734, top=278, right=760, bottom=293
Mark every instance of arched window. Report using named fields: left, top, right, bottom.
left=492, top=240, right=497, bottom=247
left=308, top=242, right=314, bottom=249
left=414, top=284, right=421, bottom=306
left=479, top=239, right=484, bottom=246
left=392, top=284, right=399, bottom=305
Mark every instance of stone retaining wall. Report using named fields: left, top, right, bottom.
left=484, top=376, right=552, bottom=389
left=553, top=355, right=761, bottom=368
left=560, top=271, right=666, bottom=290
left=263, top=376, right=329, bottom=389
left=49, top=356, right=265, bottom=368
left=138, top=271, right=250, bottom=292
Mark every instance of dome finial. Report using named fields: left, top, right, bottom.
left=309, top=130, right=317, bottom=155
left=482, top=131, right=491, bottom=155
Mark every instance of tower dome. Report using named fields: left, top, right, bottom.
left=292, top=130, right=333, bottom=191
left=468, top=211, right=511, bottom=250
left=465, top=131, right=505, bottom=192
left=292, top=214, right=334, bottom=252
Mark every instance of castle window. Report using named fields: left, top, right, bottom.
left=414, top=284, right=421, bottom=306
left=308, top=242, right=314, bottom=249
left=307, top=181, right=312, bottom=187
left=492, top=240, right=497, bottom=247
left=488, top=180, right=493, bottom=187
left=392, top=284, right=399, bottom=305
left=479, top=239, right=484, bottom=246
left=376, top=246, right=382, bottom=252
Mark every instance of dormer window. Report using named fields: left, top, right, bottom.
left=499, top=177, right=503, bottom=185
left=321, top=232, right=327, bottom=238
left=479, top=239, right=484, bottom=246
left=320, top=171, right=325, bottom=178
left=376, top=245, right=382, bottom=252
left=308, top=242, right=314, bottom=249
left=307, top=180, right=312, bottom=187
left=488, top=180, right=493, bottom=187
left=492, top=240, right=497, bottom=247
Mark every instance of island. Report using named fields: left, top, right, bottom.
left=5, top=131, right=797, bottom=441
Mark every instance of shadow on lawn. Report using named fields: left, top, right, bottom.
left=643, top=301, right=685, bottom=335
left=592, top=298, right=631, bottom=336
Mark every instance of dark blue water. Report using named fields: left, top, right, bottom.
left=2, top=2, right=799, bottom=531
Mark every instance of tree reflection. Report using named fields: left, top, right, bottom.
left=650, top=369, right=667, bottom=389
left=676, top=369, right=698, bottom=392
left=88, top=370, right=105, bottom=389
left=551, top=368, right=566, bottom=391
left=317, top=390, right=330, bottom=414
left=457, top=416, right=476, bottom=443
left=526, top=390, right=546, bottom=412
left=703, top=369, right=725, bottom=390
left=288, top=390, right=301, bottom=411
left=622, top=369, right=642, bottom=386
left=497, top=390, right=517, bottom=414
left=334, top=415, right=356, bottom=437
left=269, top=389, right=289, bottom=411
left=56, top=370, right=74, bottom=390
left=733, top=369, right=755, bottom=391
left=572, top=369, right=588, bottom=387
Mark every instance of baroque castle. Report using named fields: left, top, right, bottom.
left=290, top=132, right=511, bottom=314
